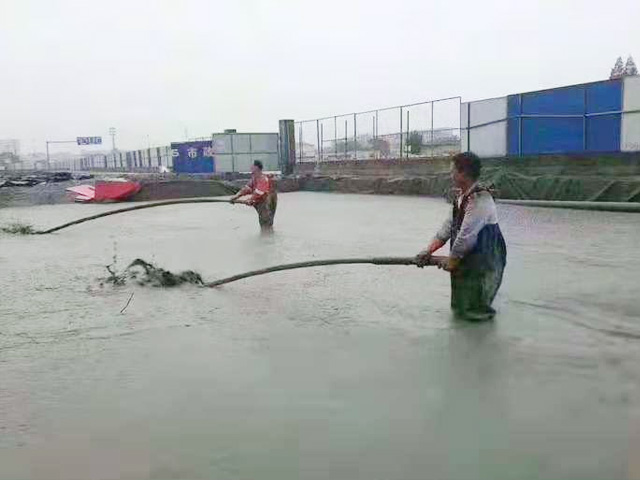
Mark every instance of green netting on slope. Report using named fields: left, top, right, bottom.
left=294, top=169, right=640, bottom=202
left=482, top=168, right=640, bottom=202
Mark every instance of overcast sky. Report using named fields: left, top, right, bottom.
left=1, top=0, right=638, bottom=153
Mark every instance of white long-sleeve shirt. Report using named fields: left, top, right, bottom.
left=434, top=186, right=499, bottom=259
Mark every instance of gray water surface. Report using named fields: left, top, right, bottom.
left=1, top=192, right=640, bottom=479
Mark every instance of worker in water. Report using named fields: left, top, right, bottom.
left=416, top=152, right=507, bottom=321
left=229, top=160, right=278, bottom=231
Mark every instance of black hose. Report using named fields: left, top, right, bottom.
left=36, top=198, right=232, bottom=234
left=206, top=255, right=445, bottom=287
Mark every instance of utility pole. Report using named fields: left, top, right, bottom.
left=109, top=127, right=117, bottom=152
left=45, top=139, right=85, bottom=171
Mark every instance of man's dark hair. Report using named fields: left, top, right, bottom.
left=253, top=160, right=263, bottom=170
left=452, top=152, right=481, bottom=181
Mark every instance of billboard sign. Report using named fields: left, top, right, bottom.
left=77, top=137, right=102, bottom=146
left=170, top=140, right=216, bottom=174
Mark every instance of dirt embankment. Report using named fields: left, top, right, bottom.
left=5, top=152, right=640, bottom=208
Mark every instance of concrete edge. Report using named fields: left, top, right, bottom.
left=498, top=199, right=640, bottom=213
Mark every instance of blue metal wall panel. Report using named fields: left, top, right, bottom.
left=506, top=80, right=623, bottom=155
left=507, top=95, right=521, bottom=118
left=522, top=118, right=584, bottom=154
left=586, top=114, right=621, bottom=152
left=521, top=86, right=584, bottom=115
left=507, top=119, right=520, bottom=155
left=585, top=80, right=622, bottom=114
left=507, top=95, right=521, bottom=155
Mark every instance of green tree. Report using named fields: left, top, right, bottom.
left=406, top=131, right=423, bottom=155
left=625, top=56, right=638, bottom=76
left=369, top=138, right=390, bottom=157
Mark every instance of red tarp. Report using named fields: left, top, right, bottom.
left=67, top=181, right=141, bottom=202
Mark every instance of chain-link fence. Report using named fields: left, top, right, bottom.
left=296, top=97, right=462, bottom=163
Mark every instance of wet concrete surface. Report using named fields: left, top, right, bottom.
left=1, top=192, right=640, bottom=479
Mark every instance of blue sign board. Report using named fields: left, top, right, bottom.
left=77, top=136, right=102, bottom=146
left=170, top=141, right=216, bottom=174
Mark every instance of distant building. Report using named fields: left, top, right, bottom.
left=0, top=139, right=20, bottom=170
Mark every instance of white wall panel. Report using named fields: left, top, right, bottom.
left=461, top=132, right=469, bottom=153
left=624, top=75, right=640, bottom=111
left=622, top=113, right=640, bottom=152
left=460, top=102, right=470, bottom=152
left=469, top=122, right=507, bottom=158
left=215, top=155, right=234, bottom=172
left=460, top=97, right=507, bottom=157
left=469, top=97, right=507, bottom=127
left=460, top=102, right=469, bottom=129
left=622, top=76, right=640, bottom=152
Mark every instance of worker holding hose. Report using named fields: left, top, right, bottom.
left=229, top=160, right=278, bottom=231
left=416, top=152, right=507, bottom=321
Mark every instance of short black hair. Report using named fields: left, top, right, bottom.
left=452, top=152, right=481, bottom=181
left=253, top=160, right=263, bottom=170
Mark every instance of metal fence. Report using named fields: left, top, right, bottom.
left=295, top=97, right=462, bottom=163
left=63, top=132, right=279, bottom=174
left=64, top=146, right=175, bottom=172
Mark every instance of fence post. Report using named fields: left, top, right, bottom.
left=372, top=115, right=375, bottom=160
left=334, top=116, right=338, bottom=157
left=406, top=110, right=410, bottom=157
left=353, top=113, right=357, bottom=160
left=344, top=120, right=347, bottom=158
left=320, top=123, right=324, bottom=162
left=399, top=107, right=403, bottom=159
left=298, top=124, right=303, bottom=164
left=375, top=110, right=379, bottom=158
left=316, top=119, right=321, bottom=166
left=278, top=119, right=296, bottom=175
left=431, top=101, right=435, bottom=157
